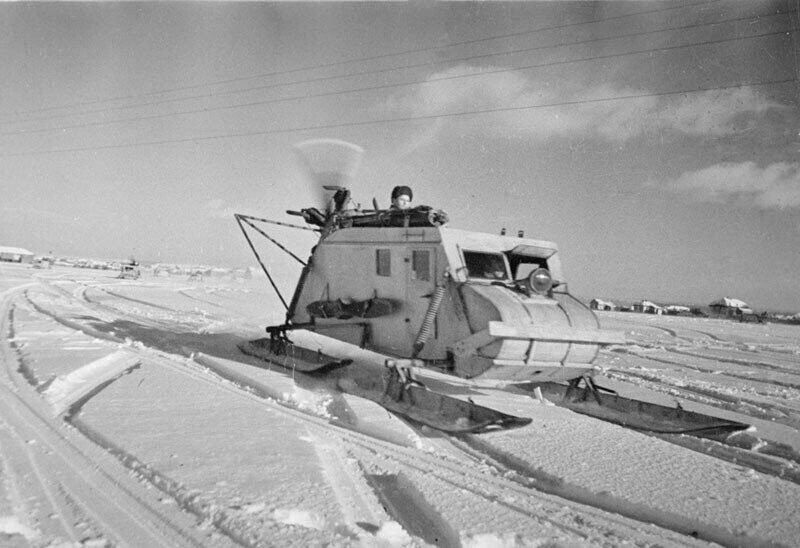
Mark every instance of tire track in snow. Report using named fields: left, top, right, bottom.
left=0, top=407, right=81, bottom=544
left=176, top=287, right=227, bottom=308
left=364, top=470, right=461, bottom=546
left=610, top=316, right=800, bottom=378
left=92, top=284, right=228, bottom=320
left=10, top=286, right=275, bottom=546
left=72, top=280, right=266, bottom=344
left=621, top=343, right=800, bottom=385
left=16, top=286, right=358, bottom=546
left=0, top=286, right=223, bottom=548
left=609, top=316, right=723, bottom=343
left=79, top=284, right=204, bottom=328
left=453, top=435, right=779, bottom=548
left=39, top=280, right=203, bottom=333
left=609, top=366, right=800, bottom=428
left=609, top=351, right=800, bottom=424
left=667, top=346, right=800, bottom=380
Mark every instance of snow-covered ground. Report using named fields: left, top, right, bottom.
left=1, top=262, right=799, bottom=547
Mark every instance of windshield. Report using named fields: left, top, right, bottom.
left=463, top=251, right=509, bottom=280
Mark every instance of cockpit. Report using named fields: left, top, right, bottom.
left=459, top=244, right=561, bottom=296
left=463, top=251, right=510, bottom=280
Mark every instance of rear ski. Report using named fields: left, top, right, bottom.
left=239, top=337, right=353, bottom=373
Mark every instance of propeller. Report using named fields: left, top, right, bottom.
left=293, top=139, right=364, bottom=213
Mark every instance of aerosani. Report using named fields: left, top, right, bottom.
left=234, top=139, right=748, bottom=436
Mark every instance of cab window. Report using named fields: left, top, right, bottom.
left=411, top=250, right=430, bottom=281
left=376, top=249, right=391, bottom=276
left=463, top=251, right=509, bottom=280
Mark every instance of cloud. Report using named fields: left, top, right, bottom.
left=658, top=87, right=779, bottom=136
left=667, top=162, right=800, bottom=209
left=385, top=65, right=597, bottom=141
left=383, top=65, right=780, bottom=145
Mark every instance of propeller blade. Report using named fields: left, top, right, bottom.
left=293, top=139, right=364, bottom=211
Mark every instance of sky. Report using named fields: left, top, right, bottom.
left=1, top=1, right=798, bottom=311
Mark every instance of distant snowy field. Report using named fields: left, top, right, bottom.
left=1, top=262, right=799, bottom=547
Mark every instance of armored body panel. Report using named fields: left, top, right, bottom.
left=289, top=225, right=622, bottom=382
left=290, top=226, right=443, bottom=355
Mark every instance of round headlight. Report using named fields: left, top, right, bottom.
left=527, top=268, right=553, bottom=294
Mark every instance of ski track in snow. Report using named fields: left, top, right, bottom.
left=0, top=280, right=233, bottom=547
left=2, top=264, right=800, bottom=547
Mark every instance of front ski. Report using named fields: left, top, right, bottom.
left=522, top=379, right=749, bottom=438
left=239, top=337, right=531, bottom=433
left=338, top=362, right=532, bottom=434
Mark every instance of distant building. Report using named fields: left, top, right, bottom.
left=590, top=298, right=616, bottom=311
left=0, top=246, right=34, bottom=264
left=632, top=300, right=664, bottom=315
left=665, top=305, right=691, bottom=315
left=709, top=297, right=753, bottom=317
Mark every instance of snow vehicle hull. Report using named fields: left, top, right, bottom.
left=284, top=225, right=625, bottom=382
left=239, top=337, right=531, bottom=433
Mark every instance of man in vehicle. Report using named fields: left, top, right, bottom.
left=390, top=185, right=413, bottom=210
left=378, top=185, right=448, bottom=227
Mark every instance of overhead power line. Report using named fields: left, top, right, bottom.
left=3, top=78, right=794, bottom=158
left=3, top=16, right=792, bottom=137
left=1, top=0, right=723, bottom=120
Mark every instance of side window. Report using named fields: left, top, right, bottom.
left=411, top=250, right=430, bottom=281
left=463, top=251, right=509, bottom=280
left=376, top=249, right=391, bottom=276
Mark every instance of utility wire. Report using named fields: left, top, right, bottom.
left=5, top=2, right=766, bottom=126
left=1, top=0, right=724, bottom=120
left=3, top=15, right=792, bottom=137
left=3, top=78, right=794, bottom=158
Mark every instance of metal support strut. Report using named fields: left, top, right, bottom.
left=563, top=375, right=617, bottom=406
left=234, top=212, right=317, bottom=313
left=383, top=359, right=425, bottom=402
